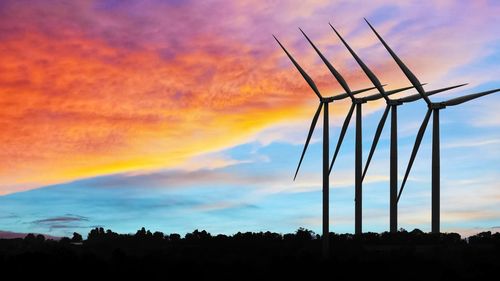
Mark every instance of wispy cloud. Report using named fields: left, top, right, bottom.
left=31, top=214, right=92, bottom=232
left=178, top=153, right=254, bottom=172
left=444, top=138, right=500, bottom=149
left=468, top=103, right=500, bottom=127
left=32, top=215, right=89, bottom=224
left=194, top=202, right=259, bottom=212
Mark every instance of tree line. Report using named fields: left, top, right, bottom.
left=1, top=227, right=499, bottom=279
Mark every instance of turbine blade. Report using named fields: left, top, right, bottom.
left=273, top=35, right=322, bottom=99
left=332, top=85, right=380, bottom=100
left=329, top=103, right=355, bottom=174
left=362, top=105, right=390, bottom=181
left=363, top=85, right=415, bottom=101
left=399, top=83, right=468, bottom=103
left=299, top=28, right=352, bottom=96
left=385, top=85, right=421, bottom=95
left=442, top=88, right=500, bottom=107
left=294, top=103, right=323, bottom=180
left=329, top=23, right=388, bottom=101
left=364, top=18, right=431, bottom=105
left=352, top=85, right=385, bottom=95
left=397, top=109, right=432, bottom=202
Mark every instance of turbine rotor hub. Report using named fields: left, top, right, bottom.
left=320, top=97, right=334, bottom=103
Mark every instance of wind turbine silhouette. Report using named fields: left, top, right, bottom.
left=299, top=27, right=432, bottom=235
left=273, top=34, right=414, bottom=256
left=325, top=24, right=467, bottom=233
left=364, top=19, right=500, bottom=233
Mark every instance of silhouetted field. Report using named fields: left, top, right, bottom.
left=0, top=228, right=498, bottom=279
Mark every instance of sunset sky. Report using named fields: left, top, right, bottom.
left=1, top=0, right=499, bottom=237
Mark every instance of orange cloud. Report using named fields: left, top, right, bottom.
left=0, top=29, right=335, bottom=194
left=1, top=0, right=498, bottom=195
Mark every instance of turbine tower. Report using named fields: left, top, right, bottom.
left=327, top=24, right=467, bottom=233
left=274, top=34, right=411, bottom=256
left=365, top=19, right=500, bottom=233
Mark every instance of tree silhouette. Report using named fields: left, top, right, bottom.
left=0, top=227, right=498, bottom=279
left=71, top=232, right=83, bottom=243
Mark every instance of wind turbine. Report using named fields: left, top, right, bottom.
left=274, top=34, right=409, bottom=256
left=365, top=19, right=500, bottom=233
left=324, top=24, right=467, bottom=233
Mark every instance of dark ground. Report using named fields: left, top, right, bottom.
left=0, top=228, right=498, bottom=280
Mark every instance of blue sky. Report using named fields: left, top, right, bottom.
left=2, top=90, right=500, bottom=237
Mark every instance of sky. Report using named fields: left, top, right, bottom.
left=0, top=0, right=499, bottom=238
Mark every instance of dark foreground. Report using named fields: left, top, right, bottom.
left=0, top=228, right=499, bottom=280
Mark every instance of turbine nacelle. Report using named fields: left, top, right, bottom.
left=430, top=103, right=447, bottom=110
